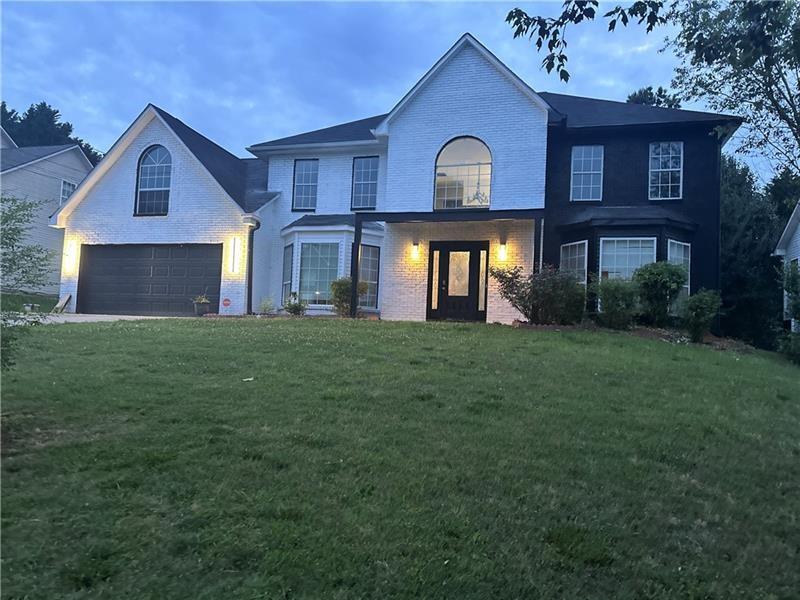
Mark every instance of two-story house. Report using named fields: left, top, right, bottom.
left=1, top=126, right=93, bottom=293
left=51, top=34, right=740, bottom=321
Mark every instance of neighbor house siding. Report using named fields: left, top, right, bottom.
left=2, top=148, right=90, bottom=294
left=379, top=220, right=534, bottom=324
left=59, top=116, right=250, bottom=314
left=383, top=43, right=548, bottom=213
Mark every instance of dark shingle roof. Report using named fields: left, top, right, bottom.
left=249, top=114, right=387, bottom=150
left=539, top=92, right=742, bottom=129
left=242, top=158, right=277, bottom=212
left=282, top=214, right=384, bottom=231
left=1, top=144, right=78, bottom=172
left=560, top=206, right=697, bottom=229
left=150, top=105, right=249, bottom=210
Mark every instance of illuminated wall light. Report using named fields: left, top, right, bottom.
left=63, top=239, right=79, bottom=275
left=229, top=236, right=241, bottom=274
left=411, top=242, right=420, bottom=260
left=498, top=243, right=508, bottom=262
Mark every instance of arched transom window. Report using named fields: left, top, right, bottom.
left=434, top=137, right=491, bottom=209
left=136, top=145, right=171, bottom=215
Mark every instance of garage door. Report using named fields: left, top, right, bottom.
left=77, top=244, right=223, bottom=316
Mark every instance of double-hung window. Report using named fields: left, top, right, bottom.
left=299, top=242, right=339, bottom=305
left=599, top=238, right=657, bottom=280
left=649, top=142, right=683, bottom=200
left=667, top=240, right=691, bottom=305
left=351, top=156, right=379, bottom=210
left=560, top=240, right=588, bottom=285
left=281, top=244, right=293, bottom=304
left=358, top=244, right=380, bottom=309
left=136, top=145, right=171, bottom=216
left=60, top=180, right=77, bottom=205
left=570, top=146, right=603, bottom=201
left=293, top=159, right=319, bottom=210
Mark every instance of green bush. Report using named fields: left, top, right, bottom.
left=258, top=297, right=275, bottom=315
left=592, top=278, right=640, bottom=330
left=779, top=332, right=800, bottom=365
left=683, top=289, right=721, bottom=343
left=633, top=261, right=687, bottom=327
left=283, top=292, right=307, bottom=317
left=490, top=264, right=585, bottom=325
left=330, top=277, right=369, bottom=317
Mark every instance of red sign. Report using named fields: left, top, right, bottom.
left=222, top=298, right=231, bottom=307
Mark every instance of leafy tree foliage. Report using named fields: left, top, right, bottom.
left=632, top=261, right=687, bottom=327
left=1, top=101, right=102, bottom=165
left=626, top=86, right=681, bottom=108
left=765, top=166, right=800, bottom=226
left=718, top=156, right=783, bottom=348
left=506, top=1, right=800, bottom=175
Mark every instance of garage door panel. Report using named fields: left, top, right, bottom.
left=77, top=244, right=223, bottom=316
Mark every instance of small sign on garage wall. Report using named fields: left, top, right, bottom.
left=222, top=298, right=231, bottom=307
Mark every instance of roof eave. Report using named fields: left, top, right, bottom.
left=247, top=139, right=381, bottom=155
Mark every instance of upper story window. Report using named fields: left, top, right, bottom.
left=293, top=159, right=319, bottom=211
left=60, top=180, right=77, bottom=205
left=135, top=145, right=171, bottom=216
left=434, top=137, right=491, bottom=210
left=649, top=142, right=683, bottom=200
left=351, top=156, right=379, bottom=210
left=570, top=146, right=603, bottom=201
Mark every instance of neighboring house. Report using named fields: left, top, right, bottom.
left=51, top=33, right=741, bottom=321
left=774, top=201, right=800, bottom=332
left=1, top=128, right=93, bottom=294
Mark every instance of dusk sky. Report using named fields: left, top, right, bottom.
left=5, top=2, right=737, bottom=166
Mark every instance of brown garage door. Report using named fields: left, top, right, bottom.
left=76, top=244, right=223, bottom=316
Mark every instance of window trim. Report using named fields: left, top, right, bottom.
left=569, top=145, right=604, bottom=202
left=134, top=144, right=171, bottom=217
left=667, top=239, right=691, bottom=295
left=281, top=243, right=294, bottom=305
left=358, top=243, right=381, bottom=310
left=350, top=155, right=379, bottom=211
left=598, top=237, right=658, bottom=281
left=60, top=180, right=77, bottom=206
left=433, top=136, right=493, bottom=211
left=559, top=240, right=589, bottom=285
left=291, top=158, right=320, bottom=212
left=648, top=141, right=684, bottom=201
left=298, top=241, right=340, bottom=307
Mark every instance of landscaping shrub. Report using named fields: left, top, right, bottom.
left=779, top=332, right=800, bottom=365
left=490, top=264, right=585, bottom=325
left=633, top=261, right=687, bottom=327
left=592, top=278, right=639, bottom=330
left=784, top=260, right=800, bottom=322
left=330, top=277, right=368, bottom=317
left=258, top=297, right=275, bottom=315
left=682, top=289, right=721, bottom=343
left=283, top=293, right=307, bottom=316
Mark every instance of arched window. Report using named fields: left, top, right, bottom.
left=434, top=137, right=491, bottom=209
left=135, top=145, right=171, bottom=215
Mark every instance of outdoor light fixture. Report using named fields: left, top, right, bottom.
left=229, top=236, right=241, bottom=274
left=498, top=242, right=508, bottom=262
left=63, top=239, right=79, bottom=275
left=411, top=242, right=420, bottom=260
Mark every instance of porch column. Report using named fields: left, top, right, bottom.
left=349, top=213, right=363, bottom=317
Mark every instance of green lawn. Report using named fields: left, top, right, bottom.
left=1, top=292, right=59, bottom=313
left=2, top=319, right=798, bottom=599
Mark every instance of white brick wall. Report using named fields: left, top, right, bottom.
left=383, top=43, right=548, bottom=212
left=2, top=148, right=91, bottom=293
left=59, top=116, right=251, bottom=314
left=379, top=220, right=535, bottom=324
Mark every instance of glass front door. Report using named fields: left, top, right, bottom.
left=427, top=241, right=489, bottom=322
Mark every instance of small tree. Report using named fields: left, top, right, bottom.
left=490, top=264, right=585, bottom=325
left=330, top=277, right=369, bottom=317
left=683, top=289, right=721, bottom=343
left=1, top=195, right=55, bottom=369
left=633, top=262, right=687, bottom=327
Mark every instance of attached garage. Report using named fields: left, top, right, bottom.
left=76, top=244, right=223, bottom=316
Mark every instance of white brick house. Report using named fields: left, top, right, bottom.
left=52, top=33, right=740, bottom=322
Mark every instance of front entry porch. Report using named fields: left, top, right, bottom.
left=349, top=209, right=543, bottom=324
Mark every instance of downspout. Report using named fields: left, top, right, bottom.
left=246, top=221, right=260, bottom=315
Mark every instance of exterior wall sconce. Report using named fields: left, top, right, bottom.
left=411, top=242, right=420, bottom=260
left=498, top=242, right=508, bottom=262
left=229, top=236, right=242, bottom=274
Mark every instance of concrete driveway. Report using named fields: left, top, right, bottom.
left=41, top=314, right=171, bottom=324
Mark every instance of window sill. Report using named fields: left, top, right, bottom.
left=351, top=206, right=377, bottom=212
left=648, top=197, right=683, bottom=202
left=133, top=213, right=169, bottom=217
left=432, top=207, right=491, bottom=212
left=291, top=208, right=317, bottom=212
left=569, top=199, right=603, bottom=203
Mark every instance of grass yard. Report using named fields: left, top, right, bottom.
left=1, top=292, right=59, bottom=313
left=2, top=318, right=799, bottom=599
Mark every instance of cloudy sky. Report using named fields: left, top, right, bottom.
left=3, top=2, right=691, bottom=157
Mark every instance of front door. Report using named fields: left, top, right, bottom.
left=427, top=241, right=489, bottom=322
